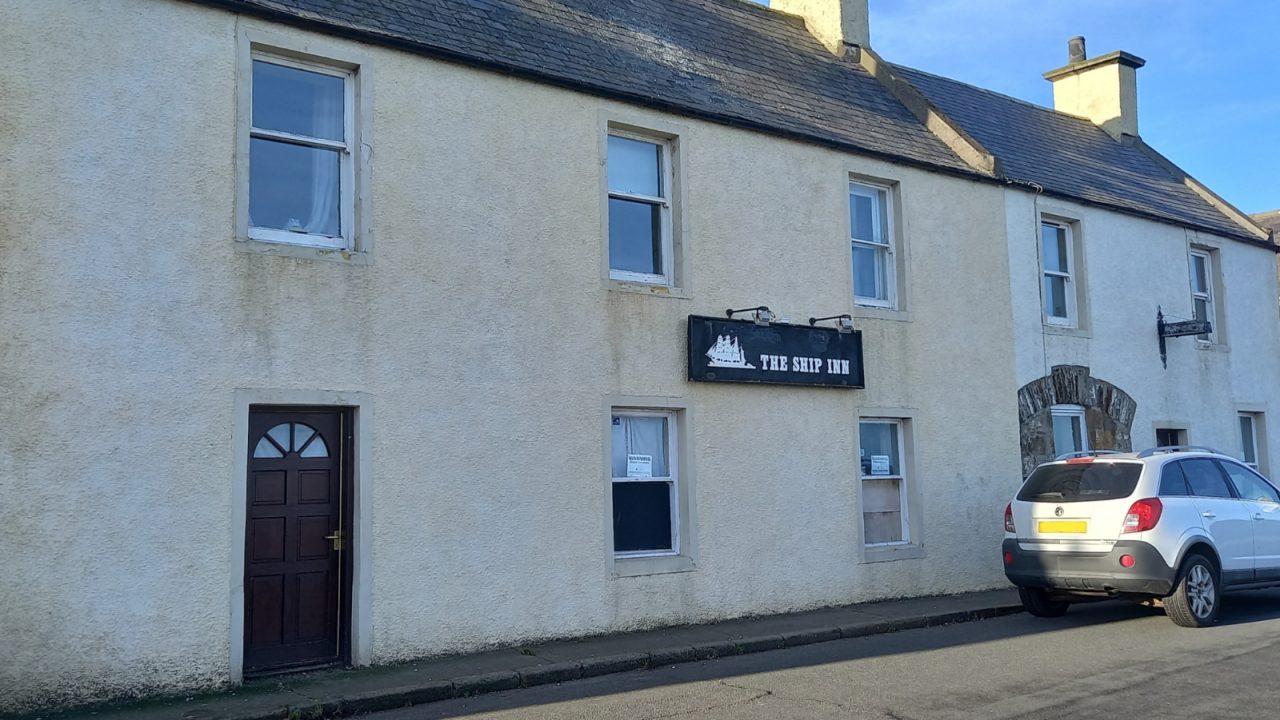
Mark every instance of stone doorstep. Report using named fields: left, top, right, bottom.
left=35, top=590, right=1022, bottom=720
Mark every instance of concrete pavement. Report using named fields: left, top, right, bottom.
left=29, top=589, right=1020, bottom=720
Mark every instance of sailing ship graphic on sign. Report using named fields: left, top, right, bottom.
left=705, top=334, right=755, bottom=368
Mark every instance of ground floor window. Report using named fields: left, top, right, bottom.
left=611, top=410, right=678, bottom=556
left=859, top=419, right=909, bottom=545
left=1050, top=404, right=1088, bottom=457
left=1156, top=427, right=1187, bottom=448
left=1240, top=413, right=1262, bottom=470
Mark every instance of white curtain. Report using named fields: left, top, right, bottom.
left=611, top=416, right=669, bottom=478
left=304, top=89, right=343, bottom=236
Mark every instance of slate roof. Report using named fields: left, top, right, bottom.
left=895, top=66, right=1260, bottom=242
left=203, top=0, right=972, bottom=173
left=199, top=0, right=1265, bottom=244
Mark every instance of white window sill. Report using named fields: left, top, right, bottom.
left=862, top=543, right=924, bottom=563
left=1042, top=324, right=1091, bottom=339
left=853, top=306, right=911, bottom=323
left=606, top=278, right=689, bottom=299
left=611, top=553, right=696, bottom=578
left=236, top=237, right=371, bottom=265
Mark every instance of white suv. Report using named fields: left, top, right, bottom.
left=1003, top=447, right=1280, bottom=627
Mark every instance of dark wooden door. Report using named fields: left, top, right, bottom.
left=245, top=409, right=349, bottom=674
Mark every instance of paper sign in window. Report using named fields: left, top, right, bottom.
left=627, top=454, right=653, bottom=478
left=870, top=455, right=892, bottom=475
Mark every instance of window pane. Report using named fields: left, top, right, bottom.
left=859, top=422, right=900, bottom=476
left=1051, top=412, right=1084, bottom=455
left=613, top=481, right=673, bottom=552
left=299, top=435, right=329, bottom=458
left=1158, top=462, right=1189, bottom=496
left=253, top=436, right=284, bottom=458
left=252, top=60, right=345, bottom=141
left=864, top=510, right=903, bottom=544
left=611, top=415, right=670, bottom=478
left=608, top=198, right=662, bottom=275
left=850, top=192, right=879, bottom=243
left=1041, top=224, right=1069, bottom=273
left=1044, top=275, right=1068, bottom=319
left=1018, top=462, right=1143, bottom=502
left=250, top=138, right=341, bottom=237
left=608, top=135, right=662, bottom=197
left=1220, top=462, right=1279, bottom=503
left=1241, top=416, right=1257, bottom=464
left=1190, top=255, right=1208, bottom=293
left=267, top=423, right=292, bottom=452
left=1182, top=459, right=1233, bottom=498
left=852, top=244, right=886, bottom=301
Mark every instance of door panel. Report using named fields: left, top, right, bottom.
left=245, top=410, right=348, bottom=674
left=1181, top=458, right=1255, bottom=584
left=1219, top=461, right=1280, bottom=581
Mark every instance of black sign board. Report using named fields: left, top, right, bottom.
left=687, top=315, right=864, bottom=388
left=1160, top=320, right=1212, bottom=338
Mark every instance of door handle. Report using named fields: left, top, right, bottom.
left=1202, top=512, right=1216, bottom=519
left=1256, top=514, right=1265, bottom=521
left=323, top=530, right=346, bottom=551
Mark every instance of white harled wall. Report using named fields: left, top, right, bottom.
left=1005, top=190, right=1280, bottom=468
left=0, top=0, right=1024, bottom=711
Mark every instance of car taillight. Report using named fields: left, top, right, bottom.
left=1122, top=498, right=1163, bottom=534
left=1004, top=503, right=1016, bottom=533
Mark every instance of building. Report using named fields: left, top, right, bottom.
left=0, top=0, right=1273, bottom=712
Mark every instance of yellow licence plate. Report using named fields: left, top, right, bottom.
left=1038, top=520, right=1087, bottom=533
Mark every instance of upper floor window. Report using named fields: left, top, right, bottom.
left=1041, top=221, right=1077, bottom=326
left=248, top=54, right=354, bottom=249
left=607, top=132, right=673, bottom=284
left=850, top=182, right=895, bottom=308
left=1189, top=249, right=1216, bottom=342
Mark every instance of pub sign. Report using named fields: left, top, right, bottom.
left=687, top=315, right=865, bottom=388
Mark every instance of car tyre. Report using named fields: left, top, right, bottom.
left=1165, top=554, right=1219, bottom=627
left=1018, top=587, right=1070, bottom=617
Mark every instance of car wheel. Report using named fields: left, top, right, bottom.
left=1018, top=587, right=1070, bottom=617
left=1165, top=554, right=1220, bottom=628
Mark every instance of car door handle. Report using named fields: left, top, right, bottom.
left=1256, top=514, right=1265, bottom=521
left=1202, top=511, right=1216, bottom=519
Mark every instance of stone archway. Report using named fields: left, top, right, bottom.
left=1016, top=365, right=1137, bottom=476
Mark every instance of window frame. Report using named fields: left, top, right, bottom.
left=1239, top=412, right=1262, bottom=471
left=609, top=409, right=679, bottom=559
left=235, top=27, right=373, bottom=264
left=849, top=181, right=897, bottom=309
left=1188, top=249, right=1216, bottom=344
left=606, top=128, right=675, bottom=286
left=1040, top=220, right=1078, bottom=327
left=858, top=418, right=909, bottom=548
left=604, top=397, right=696, bottom=578
left=1050, top=404, right=1089, bottom=456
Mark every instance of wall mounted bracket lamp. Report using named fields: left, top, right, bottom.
left=809, top=314, right=855, bottom=333
left=726, top=306, right=775, bottom=325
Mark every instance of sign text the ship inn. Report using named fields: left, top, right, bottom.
left=687, top=315, right=865, bottom=388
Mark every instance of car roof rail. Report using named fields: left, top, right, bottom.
left=1136, top=445, right=1223, bottom=458
left=1053, top=449, right=1125, bottom=461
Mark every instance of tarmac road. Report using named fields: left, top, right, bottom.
left=364, top=590, right=1280, bottom=719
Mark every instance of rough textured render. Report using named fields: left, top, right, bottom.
left=1, top=0, right=1022, bottom=712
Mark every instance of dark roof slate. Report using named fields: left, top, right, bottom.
left=896, top=66, right=1255, bottom=241
left=208, top=0, right=973, bottom=173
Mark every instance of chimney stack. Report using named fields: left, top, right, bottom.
left=1044, top=37, right=1146, bottom=140
left=772, top=0, right=869, bottom=55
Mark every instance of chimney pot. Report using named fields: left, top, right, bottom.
left=1068, top=36, right=1086, bottom=64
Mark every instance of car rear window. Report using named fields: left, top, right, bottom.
left=1017, top=461, right=1143, bottom=503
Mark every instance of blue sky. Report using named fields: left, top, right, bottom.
left=762, top=1, right=1278, bottom=214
